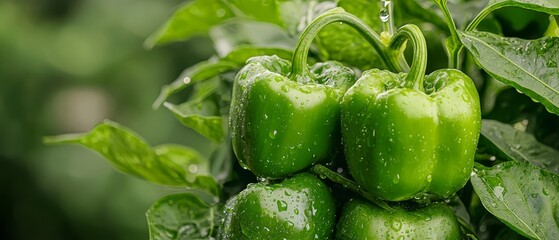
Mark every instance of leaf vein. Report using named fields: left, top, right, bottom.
left=466, top=34, right=559, bottom=97
left=478, top=174, right=541, bottom=239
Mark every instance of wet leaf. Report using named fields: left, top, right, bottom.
left=225, top=0, right=284, bottom=27
left=481, top=0, right=559, bottom=16
left=147, top=193, right=216, bottom=240
left=480, top=119, right=559, bottom=174
left=145, top=0, right=234, bottom=47
left=314, top=0, right=386, bottom=69
left=404, top=0, right=486, bottom=30
left=153, top=46, right=292, bottom=108
left=209, top=137, right=233, bottom=183
left=164, top=100, right=225, bottom=143
left=277, top=0, right=313, bottom=34
left=471, top=161, right=559, bottom=239
left=398, top=0, right=447, bottom=30
left=448, top=196, right=476, bottom=235
left=460, top=31, right=559, bottom=115
left=43, top=121, right=219, bottom=195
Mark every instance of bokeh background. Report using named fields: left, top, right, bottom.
left=0, top=0, right=216, bottom=239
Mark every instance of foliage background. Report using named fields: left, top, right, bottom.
left=0, top=0, right=216, bottom=239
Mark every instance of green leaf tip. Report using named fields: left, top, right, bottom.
left=145, top=0, right=234, bottom=47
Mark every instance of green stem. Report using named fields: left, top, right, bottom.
left=290, top=7, right=406, bottom=79
left=308, top=164, right=393, bottom=211
left=475, top=153, right=492, bottom=161
left=388, top=24, right=427, bottom=91
left=434, top=0, right=460, bottom=69
left=465, top=5, right=499, bottom=32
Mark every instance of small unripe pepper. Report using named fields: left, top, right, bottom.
left=218, top=173, right=336, bottom=239
left=336, top=199, right=462, bottom=239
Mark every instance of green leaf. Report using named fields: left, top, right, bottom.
left=495, top=228, right=528, bottom=240
left=209, top=137, right=233, bottom=183
left=471, top=161, right=559, bottom=239
left=399, top=0, right=445, bottom=29
left=400, top=0, right=480, bottom=31
left=223, top=0, right=313, bottom=34
left=43, top=120, right=219, bottom=195
left=448, top=196, right=476, bottom=236
left=277, top=0, right=313, bottom=34
left=546, top=15, right=559, bottom=37
left=189, top=79, right=220, bottom=103
left=467, top=0, right=559, bottom=31
left=154, top=144, right=220, bottom=195
left=220, top=45, right=292, bottom=63
left=479, top=119, right=559, bottom=174
left=153, top=46, right=292, bottom=108
left=225, top=0, right=284, bottom=27
left=145, top=0, right=234, bottom=47
left=314, top=0, right=385, bottom=69
left=210, top=20, right=294, bottom=57
left=164, top=100, right=225, bottom=143
left=484, top=0, right=559, bottom=15
left=152, top=60, right=237, bottom=109
left=459, top=31, right=559, bottom=115
left=147, top=193, right=216, bottom=240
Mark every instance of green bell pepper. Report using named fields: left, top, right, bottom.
left=230, top=8, right=396, bottom=179
left=336, top=199, right=462, bottom=239
left=230, top=55, right=355, bottom=179
left=218, top=173, right=336, bottom=239
left=341, top=25, right=481, bottom=201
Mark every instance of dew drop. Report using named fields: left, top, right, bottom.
left=216, top=8, right=226, bottom=18
left=269, top=130, right=278, bottom=139
left=379, top=9, right=389, bottom=22
left=379, top=0, right=394, bottom=34
left=493, top=185, right=506, bottom=200
left=530, top=193, right=538, bottom=198
left=391, top=220, right=402, bottom=231
left=183, top=76, right=191, bottom=84
left=277, top=200, right=288, bottom=212
left=188, top=164, right=199, bottom=174
left=393, top=174, right=400, bottom=184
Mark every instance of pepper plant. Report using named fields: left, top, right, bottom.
left=45, top=0, right=559, bottom=239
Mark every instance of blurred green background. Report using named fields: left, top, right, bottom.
left=0, top=0, right=216, bottom=239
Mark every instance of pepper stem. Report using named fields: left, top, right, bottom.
left=290, top=7, right=406, bottom=79
left=388, top=24, right=427, bottom=91
left=308, top=164, right=393, bottom=211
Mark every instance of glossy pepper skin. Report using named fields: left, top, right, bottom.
left=230, top=55, right=356, bottom=178
left=341, top=68, right=481, bottom=201
left=218, top=173, right=336, bottom=239
left=336, top=199, right=462, bottom=239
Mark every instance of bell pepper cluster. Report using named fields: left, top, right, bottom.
left=221, top=7, right=480, bottom=239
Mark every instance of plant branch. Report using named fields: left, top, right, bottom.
left=291, top=7, right=407, bottom=79
left=308, top=164, right=393, bottom=211
left=433, top=0, right=461, bottom=69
